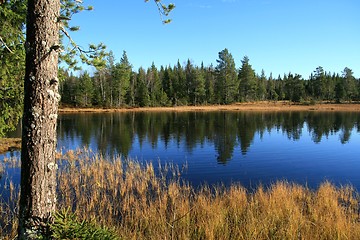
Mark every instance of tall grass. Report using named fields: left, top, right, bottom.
left=1, top=149, right=360, bottom=239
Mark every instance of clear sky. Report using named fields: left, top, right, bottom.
left=69, top=0, right=360, bottom=78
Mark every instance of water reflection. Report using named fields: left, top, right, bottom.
left=57, top=111, right=360, bottom=164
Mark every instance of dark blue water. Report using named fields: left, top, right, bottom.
left=1, top=111, right=360, bottom=191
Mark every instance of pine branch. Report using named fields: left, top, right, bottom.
left=146, top=0, right=175, bottom=24
left=0, top=35, right=14, bottom=54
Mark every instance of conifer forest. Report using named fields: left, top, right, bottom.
left=60, top=49, right=359, bottom=108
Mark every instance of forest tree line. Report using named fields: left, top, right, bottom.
left=60, top=48, right=360, bottom=108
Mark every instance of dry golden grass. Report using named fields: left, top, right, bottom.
left=59, top=101, right=360, bottom=113
left=0, top=138, right=21, bottom=154
left=2, top=149, right=360, bottom=239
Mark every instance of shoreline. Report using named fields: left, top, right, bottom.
left=2, top=102, right=360, bottom=154
left=59, top=101, right=360, bottom=113
left=0, top=138, right=21, bottom=154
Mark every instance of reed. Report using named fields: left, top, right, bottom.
left=0, top=162, right=3, bottom=176
left=1, top=149, right=360, bottom=239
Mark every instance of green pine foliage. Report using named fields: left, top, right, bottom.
left=238, top=56, right=257, bottom=102
left=215, top=49, right=238, bottom=104
left=51, top=209, right=119, bottom=240
left=111, top=51, right=132, bottom=107
left=0, top=0, right=109, bottom=136
left=0, top=0, right=26, bottom=137
left=59, top=49, right=360, bottom=108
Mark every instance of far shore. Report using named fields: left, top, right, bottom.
left=59, top=101, right=360, bottom=113
left=2, top=102, right=360, bottom=154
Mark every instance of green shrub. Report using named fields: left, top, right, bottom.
left=50, top=209, right=119, bottom=240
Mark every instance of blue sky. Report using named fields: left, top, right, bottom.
left=70, top=0, right=360, bottom=78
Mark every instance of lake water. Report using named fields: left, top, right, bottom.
left=2, top=111, right=360, bottom=191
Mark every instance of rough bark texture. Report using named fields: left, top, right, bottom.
left=18, top=0, right=60, bottom=238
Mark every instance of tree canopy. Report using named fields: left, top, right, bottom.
left=0, top=0, right=26, bottom=136
left=59, top=49, right=360, bottom=108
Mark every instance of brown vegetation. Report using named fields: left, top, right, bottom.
left=0, top=138, right=21, bottom=154
left=2, top=149, right=360, bottom=239
left=59, top=101, right=360, bottom=113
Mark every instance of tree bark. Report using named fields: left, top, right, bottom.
left=18, top=0, right=60, bottom=238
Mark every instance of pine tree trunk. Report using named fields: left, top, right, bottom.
left=18, top=0, right=60, bottom=238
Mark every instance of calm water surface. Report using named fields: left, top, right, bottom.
left=1, top=111, right=360, bottom=190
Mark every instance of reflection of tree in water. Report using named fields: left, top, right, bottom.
left=237, top=113, right=262, bottom=155
left=57, top=111, right=360, bottom=164
left=280, top=112, right=305, bottom=141
left=306, top=112, right=360, bottom=144
left=213, top=113, right=237, bottom=164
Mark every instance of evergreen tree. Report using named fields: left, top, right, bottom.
left=147, top=62, right=162, bottom=106
left=112, top=51, right=132, bottom=107
left=161, top=66, right=174, bottom=104
left=0, top=0, right=26, bottom=136
left=257, top=69, right=267, bottom=101
left=127, top=71, right=137, bottom=106
left=76, top=71, right=94, bottom=107
left=238, top=56, right=257, bottom=102
left=14, top=1, right=174, bottom=237
left=205, top=64, right=216, bottom=104
left=136, top=67, right=150, bottom=107
left=215, top=48, right=238, bottom=104
left=310, top=66, right=327, bottom=100
left=324, top=71, right=336, bottom=101
left=335, top=73, right=345, bottom=103
left=275, top=75, right=285, bottom=100
left=59, top=69, right=72, bottom=105
left=185, top=59, right=194, bottom=103
left=342, top=67, right=358, bottom=101
left=267, top=73, right=278, bottom=101
left=192, top=66, right=206, bottom=105
left=173, top=60, right=186, bottom=105
left=284, top=73, right=304, bottom=102
left=105, top=51, right=116, bottom=106
left=18, top=0, right=61, bottom=237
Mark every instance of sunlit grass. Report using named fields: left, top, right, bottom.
left=0, top=138, right=21, bottom=154
left=1, top=149, right=360, bottom=239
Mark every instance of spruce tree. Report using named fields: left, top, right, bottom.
left=192, top=66, right=206, bottom=105
left=76, top=71, right=94, bottom=106
left=238, top=56, right=257, bottom=102
left=267, top=73, right=278, bottom=101
left=284, top=73, right=304, bottom=102
left=147, top=62, right=162, bottom=106
left=215, top=48, right=238, bottom=104
left=310, top=66, right=327, bottom=100
left=112, top=51, right=132, bottom=107
left=161, top=66, right=174, bottom=104
left=205, top=64, right=216, bottom=104
left=342, top=67, right=358, bottom=101
left=136, top=67, right=150, bottom=107
left=257, top=69, right=267, bottom=101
